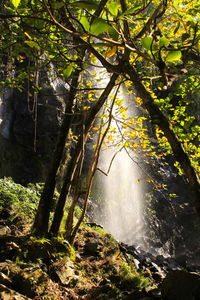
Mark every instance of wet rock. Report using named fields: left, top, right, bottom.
left=84, top=240, right=102, bottom=256
left=161, top=270, right=200, bottom=300
left=133, top=258, right=140, bottom=270
left=147, top=288, right=161, bottom=298
left=149, top=262, right=166, bottom=281
left=86, top=222, right=104, bottom=229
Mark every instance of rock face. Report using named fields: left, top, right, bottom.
left=161, top=270, right=200, bottom=300
left=0, top=68, right=67, bottom=184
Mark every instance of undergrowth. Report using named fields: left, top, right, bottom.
left=0, top=177, right=41, bottom=219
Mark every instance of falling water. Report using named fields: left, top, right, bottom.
left=93, top=85, right=145, bottom=247
left=98, top=149, right=144, bottom=245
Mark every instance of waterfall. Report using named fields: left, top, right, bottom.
left=93, top=84, right=145, bottom=247
left=98, top=149, right=144, bottom=245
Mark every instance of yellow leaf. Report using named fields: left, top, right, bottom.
left=24, top=32, right=32, bottom=40
left=11, top=0, right=21, bottom=8
left=106, top=46, right=117, bottom=58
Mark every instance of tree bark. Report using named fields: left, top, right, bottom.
left=32, top=68, right=81, bottom=236
left=49, top=73, right=118, bottom=236
left=124, top=62, right=200, bottom=215
left=37, top=0, right=112, bottom=237
left=70, top=91, right=116, bottom=243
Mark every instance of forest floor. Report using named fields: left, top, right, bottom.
left=0, top=178, right=160, bottom=299
left=1, top=178, right=200, bottom=299
left=0, top=210, right=160, bottom=299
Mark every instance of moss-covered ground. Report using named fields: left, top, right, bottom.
left=0, top=178, right=157, bottom=299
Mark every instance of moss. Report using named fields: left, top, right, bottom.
left=119, top=262, right=150, bottom=290
left=0, top=178, right=154, bottom=299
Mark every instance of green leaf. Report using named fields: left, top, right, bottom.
left=52, top=2, right=65, bottom=9
left=24, top=40, right=40, bottom=50
left=159, top=37, right=169, bottom=48
left=141, top=36, right=153, bottom=50
left=122, top=5, right=140, bottom=16
left=79, top=15, right=90, bottom=31
left=166, top=50, right=182, bottom=62
left=108, top=26, right=119, bottom=41
left=90, top=18, right=110, bottom=35
left=11, top=0, right=21, bottom=8
left=63, top=65, right=73, bottom=78
left=107, top=2, right=119, bottom=16
left=70, top=1, right=98, bottom=10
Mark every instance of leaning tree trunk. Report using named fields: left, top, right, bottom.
left=49, top=73, right=119, bottom=236
left=69, top=91, right=116, bottom=244
left=124, top=62, right=200, bottom=216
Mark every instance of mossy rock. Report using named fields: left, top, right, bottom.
left=91, top=283, right=122, bottom=300
left=11, top=267, right=49, bottom=298
left=20, top=237, right=73, bottom=263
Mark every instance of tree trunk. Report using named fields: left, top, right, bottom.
left=125, top=62, right=200, bottom=215
left=49, top=73, right=118, bottom=236
left=32, top=68, right=81, bottom=236
left=70, top=92, right=116, bottom=243
left=49, top=136, right=84, bottom=236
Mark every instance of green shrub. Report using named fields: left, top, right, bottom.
left=0, top=177, right=40, bottom=219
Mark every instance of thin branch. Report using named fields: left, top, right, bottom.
left=134, top=2, right=163, bottom=40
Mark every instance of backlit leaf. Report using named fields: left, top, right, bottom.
left=90, top=18, right=110, bottom=35
left=107, top=2, right=119, bottom=16
left=24, top=40, right=40, bottom=50
left=11, top=0, right=21, bottom=8
left=159, top=37, right=169, bottom=48
left=141, top=36, right=153, bottom=50
left=24, top=32, right=32, bottom=40
left=79, top=15, right=90, bottom=31
left=63, top=65, right=74, bottom=78
left=122, top=5, right=140, bottom=16
left=52, top=2, right=64, bottom=9
left=106, top=46, right=117, bottom=58
left=166, top=50, right=182, bottom=62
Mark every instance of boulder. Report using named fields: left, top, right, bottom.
left=50, top=258, right=75, bottom=285
left=11, top=266, right=50, bottom=298
left=84, top=239, right=103, bottom=256
left=161, top=270, right=200, bottom=300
